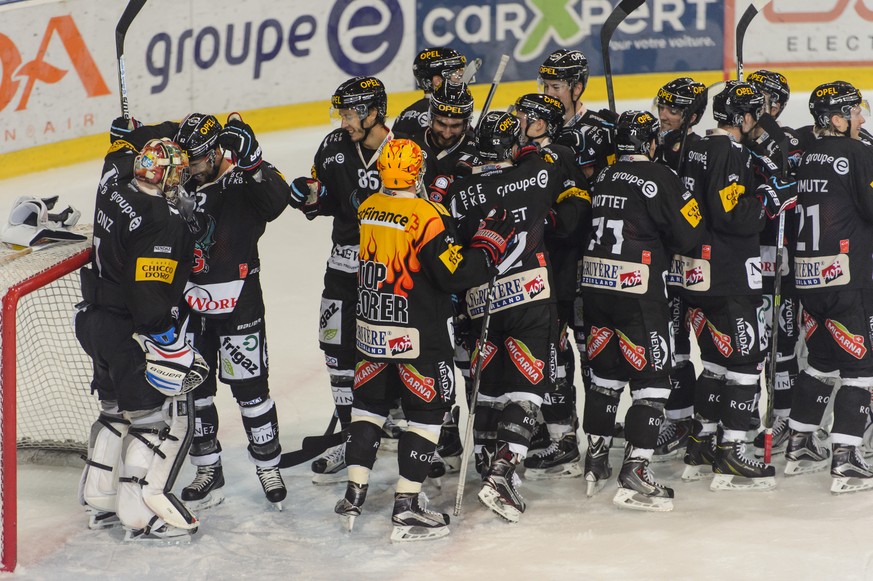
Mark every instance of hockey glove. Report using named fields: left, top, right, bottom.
left=756, top=175, right=797, bottom=219
left=219, top=113, right=262, bottom=171
left=470, top=208, right=516, bottom=266
left=428, top=174, right=453, bottom=204
left=290, top=176, right=326, bottom=220
left=581, top=108, right=618, bottom=130
left=109, top=116, right=142, bottom=144
left=133, top=315, right=209, bottom=397
left=174, top=186, right=200, bottom=233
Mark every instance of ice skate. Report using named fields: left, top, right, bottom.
left=753, top=416, right=790, bottom=458
left=391, top=492, right=450, bottom=541
left=613, top=447, right=674, bottom=512
left=86, top=509, right=120, bottom=530
left=429, top=408, right=463, bottom=480
left=584, top=435, right=612, bottom=497
left=528, top=420, right=550, bottom=452
left=711, top=440, right=776, bottom=491
left=256, top=466, right=287, bottom=510
left=652, top=418, right=692, bottom=463
left=784, top=429, right=830, bottom=476
left=523, top=433, right=583, bottom=480
left=681, top=432, right=715, bottom=481
left=311, top=443, right=347, bottom=485
left=478, top=444, right=526, bottom=523
left=830, top=445, right=873, bottom=494
left=123, top=518, right=196, bottom=544
left=181, top=460, right=225, bottom=511
left=334, top=482, right=368, bottom=532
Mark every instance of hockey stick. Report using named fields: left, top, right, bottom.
left=675, top=81, right=725, bottom=175
left=461, top=57, right=483, bottom=85
left=474, top=54, right=510, bottom=132
left=278, top=431, right=347, bottom=469
left=115, top=0, right=147, bottom=119
left=736, top=0, right=771, bottom=82
left=600, top=0, right=646, bottom=114
left=453, top=276, right=497, bottom=517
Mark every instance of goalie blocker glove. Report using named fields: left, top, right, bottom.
left=133, top=314, right=209, bottom=396
left=218, top=113, right=262, bottom=171
left=470, top=208, right=516, bottom=266
left=290, top=176, right=327, bottom=219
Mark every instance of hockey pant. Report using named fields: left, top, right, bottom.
left=117, top=395, right=197, bottom=532
left=79, top=401, right=130, bottom=514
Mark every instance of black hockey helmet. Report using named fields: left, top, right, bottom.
left=331, top=76, right=388, bottom=122
left=712, top=81, right=765, bottom=127
left=429, top=82, right=474, bottom=120
left=747, top=70, right=790, bottom=110
left=175, top=113, right=222, bottom=160
left=655, top=77, right=707, bottom=126
left=615, top=110, right=660, bottom=156
left=809, top=81, right=863, bottom=128
left=412, top=47, right=466, bottom=92
left=509, top=93, right=566, bottom=139
left=476, top=111, right=522, bottom=161
left=538, top=49, right=589, bottom=92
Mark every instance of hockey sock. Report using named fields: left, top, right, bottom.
left=624, top=402, right=664, bottom=450
left=473, top=401, right=501, bottom=452
left=346, top=419, right=383, bottom=471
left=398, top=428, right=439, bottom=485
left=774, top=357, right=799, bottom=415
left=666, top=360, right=696, bottom=421
left=788, top=371, right=835, bottom=432
left=693, top=371, right=725, bottom=424
left=239, top=397, right=281, bottom=465
left=831, top=384, right=871, bottom=444
left=582, top=385, right=621, bottom=438
left=330, top=373, right=354, bottom=428
left=497, top=400, right=539, bottom=455
left=190, top=397, right=221, bottom=465
left=719, top=381, right=758, bottom=440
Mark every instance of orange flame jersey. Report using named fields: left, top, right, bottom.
left=355, top=193, right=493, bottom=363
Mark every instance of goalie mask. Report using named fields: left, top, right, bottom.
left=377, top=139, right=425, bottom=196
left=134, top=138, right=190, bottom=200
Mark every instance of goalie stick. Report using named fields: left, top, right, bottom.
left=600, top=0, right=646, bottom=114
left=115, top=0, right=147, bottom=119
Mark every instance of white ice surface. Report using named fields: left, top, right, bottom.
left=6, top=98, right=873, bottom=580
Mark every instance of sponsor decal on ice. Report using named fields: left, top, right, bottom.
left=505, top=337, right=544, bottom=384
left=616, top=329, right=647, bottom=371
left=706, top=321, right=734, bottom=358
left=354, top=360, right=387, bottom=388
left=587, top=326, right=614, bottom=360
left=825, top=319, right=867, bottom=359
left=398, top=364, right=436, bottom=402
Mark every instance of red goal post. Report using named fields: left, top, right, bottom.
left=0, top=228, right=97, bottom=572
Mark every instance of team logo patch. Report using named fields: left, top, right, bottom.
left=470, top=340, right=497, bottom=371
left=687, top=308, right=707, bottom=337
left=825, top=319, right=867, bottom=359
left=706, top=321, right=734, bottom=358
left=587, top=326, right=614, bottom=359
left=802, top=311, right=818, bottom=340
left=505, top=337, right=545, bottom=384
left=398, top=364, right=436, bottom=402
left=524, top=274, right=546, bottom=298
left=616, top=329, right=647, bottom=371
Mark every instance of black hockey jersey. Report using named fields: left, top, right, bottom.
left=355, top=192, right=494, bottom=363
left=310, top=128, right=388, bottom=274
left=581, top=156, right=703, bottom=302
left=449, top=150, right=558, bottom=319
left=403, top=126, right=479, bottom=206
left=87, top=177, right=194, bottom=334
left=673, top=130, right=765, bottom=296
left=654, top=130, right=702, bottom=172
left=793, top=136, right=873, bottom=293
left=392, top=97, right=430, bottom=137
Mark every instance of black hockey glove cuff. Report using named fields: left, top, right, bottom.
left=219, top=113, right=262, bottom=171
left=756, top=176, right=797, bottom=219
left=110, top=116, right=142, bottom=144
left=290, top=177, right=326, bottom=220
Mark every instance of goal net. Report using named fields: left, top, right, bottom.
left=0, top=227, right=96, bottom=572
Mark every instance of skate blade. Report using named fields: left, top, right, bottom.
left=338, top=513, right=356, bottom=532
left=585, top=473, right=608, bottom=497
left=754, top=445, right=787, bottom=459
left=681, top=464, right=713, bottom=481
left=830, top=476, right=873, bottom=494
left=612, top=488, right=674, bottom=512
left=651, top=449, right=681, bottom=463
left=183, top=490, right=225, bottom=512
left=525, top=461, right=583, bottom=480
left=477, top=486, right=521, bottom=523
left=87, top=511, right=121, bottom=530
left=610, top=437, right=626, bottom=450
left=710, top=473, right=776, bottom=491
left=390, top=524, right=450, bottom=542
left=784, top=458, right=829, bottom=476
left=123, top=528, right=196, bottom=544
left=270, top=500, right=284, bottom=512
left=312, top=471, right=348, bottom=485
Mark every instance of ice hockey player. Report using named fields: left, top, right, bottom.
left=538, top=48, right=614, bottom=179
left=579, top=111, right=703, bottom=511
left=393, top=47, right=468, bottom=137
left=289, top=76, right=392, bottom=483
left=76, top=137, right=207, bottom=542
left=505, top=93, right=592, bottom=480
left=170, top=113, right=291, bottom=510
left=448, top=111, right=558, bottom=522
left=334, top=138, right=514, bottom=540
left=651, top=77, right=707, bottom=462
left=678, top=81, right=794, bottom=491
left=784, top=81, right=873, bottom=492
left=744, top=70, right=804, bottom=458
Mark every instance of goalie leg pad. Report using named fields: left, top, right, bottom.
left=80, top=410, right=130, bottom=513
